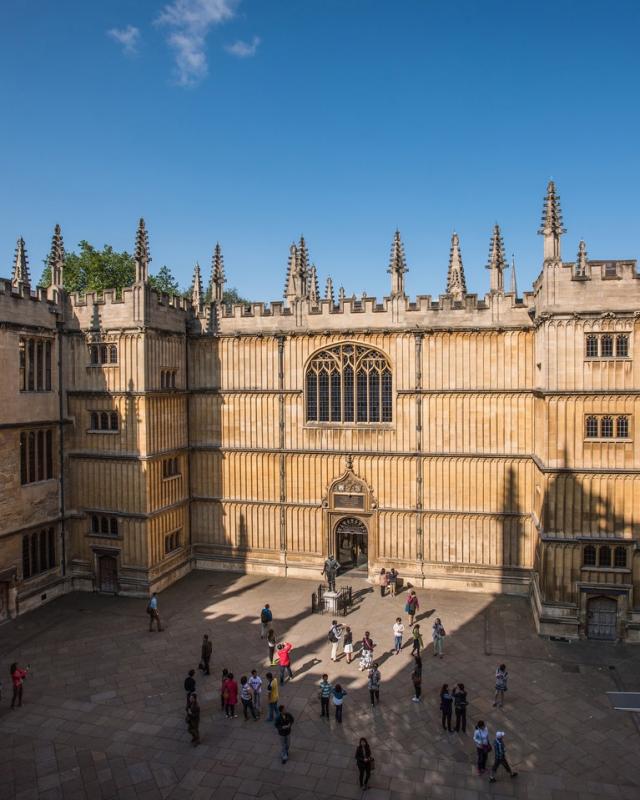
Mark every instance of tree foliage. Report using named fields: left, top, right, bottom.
left=149, top=265, right=181, bottom=295
left=38, top=241, right=135, bottom=293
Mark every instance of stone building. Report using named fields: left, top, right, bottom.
left=0, top=183, right=638, bottom=641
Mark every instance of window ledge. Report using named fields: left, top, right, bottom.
left=87, top=364, right=118, bottom=369
left=21, top=478, right=56, bottom=488
left=20, top=390, right=53, bottom=394
left=580, top=566, right=630, bottom=574
left=87, top=534, right=122, bottom=541
left=584, top=357, right=631, bottom=362
left=584, top=438, right=632, bottom=443
left=162, top=474, right=182, bottom=482
left=87, top=430, right=120, bottom=435
left=304, top=423, right=394, bottom=430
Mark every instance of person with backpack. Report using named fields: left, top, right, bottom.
left=186, top=693, right=200, bottom=745
left=489, top=731, right=518, bottom=783
left=276, top=641, right=293, bottom=684
left=392, top=617, right=404, bottom=654
left=405, top=590, right=419, bottom=625
left=147, top=592, right=162, bottom=632
left=411, top=624, right=423, bottom=655
left=440, top=683, right=453, bottom=732
left=240, top=676, right=258, bottom=720
left=249, top=670, right=263, bottom=714
left=343, top=626, right=354, bottom=663
left=493, top=664, right=508, bottom=708
left=332, top=683, right=347, bottom=723
left=9, top=663, right=28, bottom=710
left=473, top=720, right=491, bottom=774
left=184, top=669, right=196, bottom=711
left=355, top=737, right=374, bottom=790
left=328, top=620, right=343, bottom=661
left=275, top=705, right=294, bottom=764
left=453, top=682, right=468, bottom=732
left=265, top=671, right=279, bottom=722
left=432, top=618, right=446, bottom=658
left=200, top=634, right=212, bottom=675
left=260, top=603, right=273, bottom=638
left=368, top=663, right=381, bottom=707
left=223, top=672, right=238, bottom=718
left=319, top=674, right=332, bottom=718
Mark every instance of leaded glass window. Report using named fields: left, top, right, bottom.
left=305, top=343, right=393, bottom=423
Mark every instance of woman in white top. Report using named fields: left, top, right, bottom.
left=392, top=618, right=404, bottom=655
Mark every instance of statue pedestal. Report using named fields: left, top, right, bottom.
left=323, top=591, right=339, bottom=615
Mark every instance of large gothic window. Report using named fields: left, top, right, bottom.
left=306, top=344, right=393, bottom=424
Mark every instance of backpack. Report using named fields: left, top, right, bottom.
left=328, top=628, right=338, bottom=643
left=260, top=609, right=269, bottom=623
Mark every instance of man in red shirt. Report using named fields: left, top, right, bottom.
left=276, top=642, right=293, bottom=685
left=10, top=663, right=28, bottom=709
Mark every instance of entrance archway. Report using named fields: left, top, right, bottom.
left=586, top=596, right=617, bottom=641
left=336, top=517, right=368, bottom=570
left=98, top=556, right=118, bottom=594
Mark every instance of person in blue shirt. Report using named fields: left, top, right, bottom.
left=260, top=604, right=273, bottom=638
left=147, top=592, right=162, bottom=632
left=489, top=731, right=518, bottom=783
left=332, top=684, right=347, bottom=723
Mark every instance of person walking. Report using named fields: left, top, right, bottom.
left=392, top=618, right=404, bottom=654
left=184, top=669, right=196, bottom=711
left=359, top=631, right=375, bottom=671
left=332, top=683, right=347, bottom=724
left=275, top=705, right=294, bottom=764
left=319, top=674, right=332, bottom=718
left=343, top=626, right=354, bottom=663
left=147, top=592, right=162, bottom=632
left=249, top=670, right=262, bottom=714
left=328, top=620, right=343, bottom=661
left=9, top=663, right=28, bottom=709
left=260, top=603, right=273, bottom=639
left=267, top=628, right=277, bottom=665
left=276, top=641, right=293, bottom=684
left=265, top=671, right=279, bottom=722
left=240, top=676, right=258, bottom=720
left=321, top=554, right=340, bottom=592
left=379, top=568, right=388, bottom=597
left=493, top=664, right=508, bottom=708
left=223, top=672, right=238, bottom=718
left=405, top=589, right=419, bottom=625
left=489, top=731, right=518, bottom=783
left=220, top=668, right=229, bottom=712
left=473, top=720, right=491, bottom=774
left=368, top=664, right=381, bottom=707
left=355, top=738, right=374, bottom=790
left=411, top=624, right=423, bottom=656
left=411, top=661, right=422, bottom=703
left=440, top=684, right=454, bottom=732
left=388, top=567, right=398, bottom=597
left=453, top=683, right=468, bottom=733
left=432, top=618, right=446, bottom=658
left=200, top=634, right=212, bottom=675
left=186, top=693, right=200, bottom=745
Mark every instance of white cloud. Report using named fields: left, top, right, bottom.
left=225, top=35, right=260, bottom=58
left=107, top=25, right=141, bottom=56
left=156, top=0, right=239, bottom=86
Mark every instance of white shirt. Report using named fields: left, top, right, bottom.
left=248, top=675, right=262, bottom=693
left=393, top=622, right=404, bottom=636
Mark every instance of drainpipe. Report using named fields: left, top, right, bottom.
left=55, top=314, right=67, bottom=577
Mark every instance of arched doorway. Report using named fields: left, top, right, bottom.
left=336, top=517, right=368, bottom=571
left=587, top=596, right=617, bottom=641
left=98, top=556, right=118, bottom=594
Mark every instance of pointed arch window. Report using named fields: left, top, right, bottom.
left=598, top=545, right=611, bottom=567
left=614, top=546, right=627, bottom=568
left=601, top=416, right=614, bottom=438
left=305, top=344, right=393, bottom=424
left=585, top=416, right=598, bottom=439
left=585, top=335, right=599, bottom=358
left=600, top=335, right=614, bottom=357
left=616, top=335, right=629, bottom=358
left=583, top=545, right=596, bottom=566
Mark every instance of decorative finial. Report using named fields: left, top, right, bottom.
left=446, top=232, right=467, bottom=300
left=191, top=262, right=203, bottom=311
left=284, top=242, right=298, bottom=303
left=308, top=264, right=320, bottom=304
left=575, top=240, right=588, bottom=278
left=325, top=276, right=335, bottom=304
left=48, top=224, right=65, bottom=289
left=211, top=242, right=225, bottom=303
left=345, top=454, right=353, bottom=471
left=338, top=286, right=346, bottom=302
left=510, top=253, right=518, bottom=298
left=11, top=237, right=30, bottom=289
left=538, top=180, right=566, bottom=262
left=134, top=218, right=151, bottom=283
left=387, top=229, right=408, bottom=297
left=486, top=224, right=507, bottom=293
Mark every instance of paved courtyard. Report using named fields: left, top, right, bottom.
left=1, top=571, right=639, bottom=800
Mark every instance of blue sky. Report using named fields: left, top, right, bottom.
left=2, top=0, right=639, bottom=300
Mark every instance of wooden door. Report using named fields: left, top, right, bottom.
left=587, top=596, right=617, bottom=641
left=99, top=556, right=118, bottom=594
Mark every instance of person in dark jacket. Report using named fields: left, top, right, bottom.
left=453, top=682, right=468, bottom=732
left=184, top=669, right=196, bottom=710
left=489, top=731, right=518, bottom=782
left=200, top=635, right=212, bottom=675
left=275, top=705, right=294, bottom=763
left=355, top=737, right=373, bottom=789
left=440, top=683, right=453, bottom=732
left=186, top=693, right=200, bottom=745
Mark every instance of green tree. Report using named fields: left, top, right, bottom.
left=202, top=285, right=250, bottom=304
left=149, top=265, right=180, bottom=295
left=38, top=241, right=135, bottom=293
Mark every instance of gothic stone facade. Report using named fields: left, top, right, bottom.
left=1, top=184, right=639, bottom=642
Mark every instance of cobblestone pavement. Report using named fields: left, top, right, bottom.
left=1, top=571, right=639, bottom=800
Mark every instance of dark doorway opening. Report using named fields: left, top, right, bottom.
left=99, top=556, right=118, bottom=594
left=336, top=517, right=368, bottom=571
left=587, top=596, right=617, bottom=641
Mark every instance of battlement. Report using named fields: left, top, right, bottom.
left=0, top=277, right=60, bottom=329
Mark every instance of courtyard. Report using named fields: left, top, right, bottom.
left=0, top=571, right=639, bottom=800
